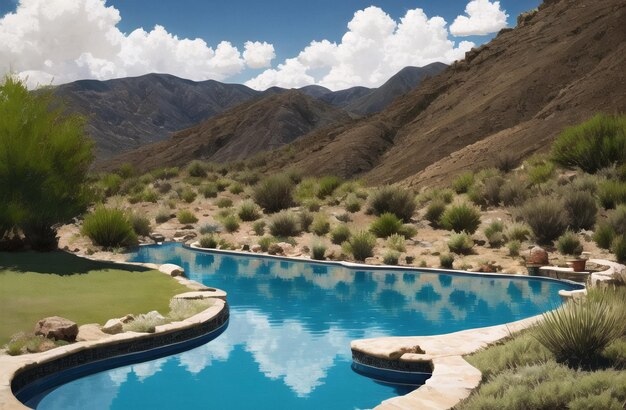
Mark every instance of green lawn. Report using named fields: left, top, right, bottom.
left=0, top=251, right=187, bottom=345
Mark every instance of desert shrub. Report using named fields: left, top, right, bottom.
left=370, top=212, right=402, bottom=238
left=187, top=160, right=207, bottom=177
left=527, top=161, right=555, bottom=185
left=229, top=182, right=244, bottom=195
left=597, top=180, right=626, bottom=209
left=303, top=198, right=321, bottom=212
left=452, top=171, right=474, bottom=194
left=151, top=167, right=179, bottom=180
left=254, top=174, right=294, bottom=213
left=330, top=224, right=351, bottom=245
left=383, top=250, right=400, bottom=265
left=180, top=187, right=197, bottom=204
left=295, top=178, right=318, bottom=201
left=386, top=233, right=406, bottom=252
left=368, top=185, right=416, bottom=222
left=311, top=213, right=331, bottom=236
left=123, top=312, right=167, bottom=333
left=127, top=191, right=143, bottom=204
left=562, top=190, right=597, bottom=230
left=343, top=231, right=376, bottom=261
left=236, top=170, right=260, bottom=186
left=518, top=196, right=568, bottom=244
left=336, top=213, right=352, bottom=223
left=507, top=240, right=521, bottom=256
left=221, top=215, right=240, bottom=233
left=484, top=221, right=505, bottom=248
left=99, top=173, right=123, bottom=197
left=214, top=179, right=229, bottom=192
left=494, top=153, right=518, bottom=173
left=505, top=222, right=532, bottom=242
left=593, top=223, right=615, bottom=249
left=311, top=241, right=327, bottom=260
left=440, top=203, right=481, bottom=234
left=448, top=232, right=474, bottom=255
left=258, top=236, right=277, bottom=252
left=82, top=207, right=138, bottom=248
left=499, top=178, right=528, bottom=206
left=533, top=291, right=626, bottom=366
left=129, top=213, right=151, bottom=237
left=317, top=176, right=342, bottom=199
left=425, top=199, right=446, bottom=228
left=199, top=183, right=218, bottom=198
left=344, top=194, right=362, bottom=213
left=215, top=197, right=233, bottom=208
left=199, top=235, right=218, bottom=249
left=177, top=210, right=198, bottom=224
left=398, top=224, right=417, bottom=238
left=217, top=208, right=233, bottom=219
left=556, top=231, right=583, bottom=256
left=252, top=221, right=265, bottom=236
left=119, top=177, right=144, bottom=196
left=237, top=200, right=261, bottom=221
left=467, top=184, right=486, bottom=208
left=439, top=253, right=454, bottom=269
left=432, top=188, right=455, bottom=204
left=269, top=211, right=301, bottom=237
left=155, top=181, right=172, bottom=194
left=551, top=113, right=626, bottom=173
left=299, top=211, right=314, bottom=232
left=141, top=188, right=159, bottom=203
left=612, top=235, right=626, bottom=263
left=155, top=209, right=171, bottom=224
left=217, top=238, right=235, bottom=250
left=168, top=299, right=213, bottom=322
left=199, top=223, right=221, bottom=235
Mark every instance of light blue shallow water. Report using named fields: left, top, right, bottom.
left=30, top=243, right=580, bottom=410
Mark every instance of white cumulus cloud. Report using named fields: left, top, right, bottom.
left=0, top=0, right=272, bottom=87
left=246, top=6, right=475, bottom=91
left=450, top=0, right=508, bottom=36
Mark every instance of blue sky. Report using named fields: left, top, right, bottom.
left=0, top=0, right=541, bottom=89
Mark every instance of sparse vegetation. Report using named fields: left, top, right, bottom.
left=221, top=215, right=240, bottom=233
left=370, top=212, right=403, bottom=238
left=317, top=176, right=342, bottom=199
left=448, top=232, right=474, bottom=255
left=519, top=196, right=568, bottom=244
left=563, top=190, right=597, bottom=230
left=452, top=172, right=474, bottom=194
left=386, top=234, right=406, bottom=252
left=299, top=211, right=314, bottom=232
left=311, top=240, right=327, bottom=260
left=216, top=197, right=233, bottom=208
left=330, top=224, right=351, bottom=245
left=199, top=235, right=218, bottom=249
left=311, top=213, right=331, bottom=236
left=425, top=200, right=446, bottom=228
left=383, top=250, right=400, bottom=265
left=439, top=253, right=454, bottom=269
left=368, top=185, right=416, bottom=222
left=254, top=174, right=294, bottom=213
left=129, top=213, right=151, bottom=237
left=252, top=220, right=266, bottom=236
left=507, top=240, right=521, bottom=256
left=82, top=207, right=138, bottom=248
left=343, top=231, right=376, bottom=261
left=556, top=231, right=583, bottom=256
left=177, top=210, right=198, bottom=224
left=269, top=211, right=301, bottom=237
left=238, top=200, right=261, bottom=221
left=440, top=203, right=481, bottom=234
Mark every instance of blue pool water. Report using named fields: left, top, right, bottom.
left=29, top=243, right=581, bottom=409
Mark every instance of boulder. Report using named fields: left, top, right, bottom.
left=102, top=318, right=124, bottom=334
left=77, top=324, right=109, bottom=341
left=159, top=263, right=185, bottom=277
left=527, top=246, right=549, bottom=265
left=276, top=242, right=294, bottom=254
left=34, top=316, right=78, bottom=342
left=250, top=244, right=262, bottom=253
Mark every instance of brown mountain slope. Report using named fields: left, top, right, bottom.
left=99, top=90, right=353, bottom=171
left=265, top=0, right=626, bottom=187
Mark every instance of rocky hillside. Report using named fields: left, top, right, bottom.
left=262, top=0, right=626, bottom=187
left=99, top=90, right=353, bottom=171
left=55, top=73, right=260, bottom=158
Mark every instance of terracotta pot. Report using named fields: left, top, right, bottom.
left=566, top=258, right=586, bottom=272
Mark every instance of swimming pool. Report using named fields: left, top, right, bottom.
left=26, top=243, right=581, bottom=409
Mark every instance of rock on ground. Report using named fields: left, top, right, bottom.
left=34, top=316, right=78, bottom=342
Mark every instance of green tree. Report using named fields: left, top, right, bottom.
left=0, top=76, right=93, bottom=250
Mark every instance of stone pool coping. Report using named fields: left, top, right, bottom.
left=0, top=258, right=228, bottom=410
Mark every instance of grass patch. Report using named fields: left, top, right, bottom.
left=0, top=251, right=186, bottom=345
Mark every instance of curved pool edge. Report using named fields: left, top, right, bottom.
left=0, top=256, right=229, bottom=410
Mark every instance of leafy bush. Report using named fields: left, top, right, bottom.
left=129, top=213, right=151, bottom=236
left=448, top=232, right=474, bottom=255
left=317, top=176, right=342, bottom=199
left=425, top=200, right=446, bottom=228
left=311, top=213, right=331, bottom=236
left=518, top=197, right=568, bottom=244
left=258, top=236, right=277, bottom=252
left=507, top=240, right=521, bottom=256
left=269, top=211, right=301, bottom=237
left=252, top=220, right=266, bottom=236
left=551, top=114, right=626, bottom=173
left=452, top=172, right=474, bottom=194
left=330, top=224, right=351, bottom=245
left=370, top=212, right=402, bottom=238
left=221, top=215, right=240, bottom=233
left=155, top=208, right=172, bottom=224
left=440, top=203, right=481, bottom=234
left=505, top=222, right=532, bottom=242
left=343, top=231, right=376, bottom=261
left=0, top=77, right=93, bottom=250
left=177, top=210, right=198, bottom=224
left=383, top=250, right=400, bottom=265
left=439, top=253, right=454, bottom=269
left=299, top=211, right=314, bottom=232
left=311, top=241, right=327, bottom=260
left=533, top=292, right=626, bottom=366
left=82, top=207, right=138, bottom=248
left=180, top=187, right=197, bottom=204
left=344, top=194, right=362, bottom=213
left=254, top=174, right=294, bottom=213
left=563, top=190, right=597, bottom=230
left=593, top=223, right=615, bottom=249
left=368, top=185, right=416, bottom=222
left=199, top=183, right=218, bottom=198
left=556, top=231, right=583, bottom=256
left=527, top=161, right=555, bottom=185
left=186, top=160, right=207, bottom=178
left=597, top=180, right=626, bottom=209
left=229, top=182, right=244, bottom=195
left=99, top=173, right=123, bottom=197
left=612, top=235, right=626, bottom=263
left=199, top=235, right=218, bottom=249
left=237, top=200, right=261, bottom=221
left=215, top=197, right=233, bottom=208
left=386, top=233, right=406, bottom=252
